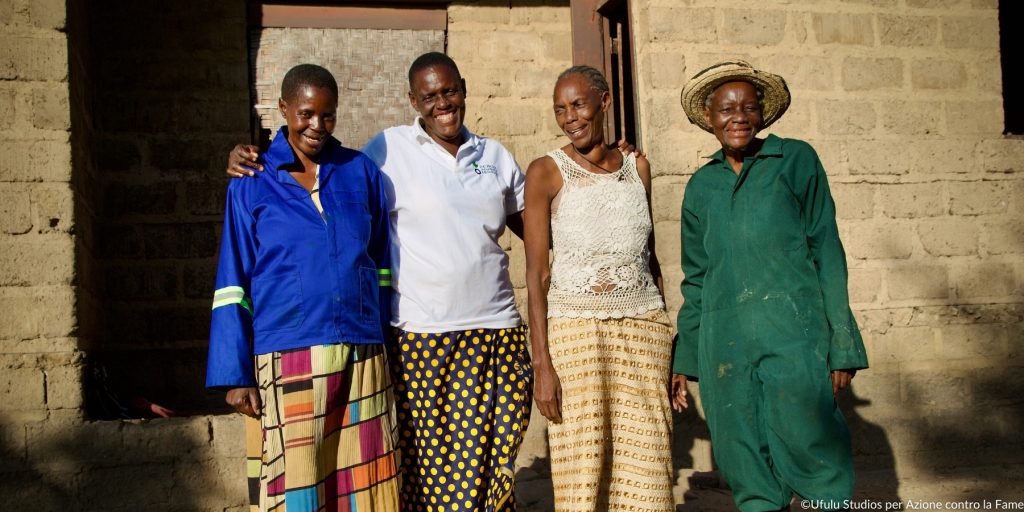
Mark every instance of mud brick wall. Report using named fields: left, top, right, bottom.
left=1, top=0, right=86, bottom=505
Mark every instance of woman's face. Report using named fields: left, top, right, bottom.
left=278, top=84, right=337, bottom=160
left=703, top=80, right=763, bottom=154
left=408, top=64, right=467, bottom=147
left=553, top=74, right=609, bottom=148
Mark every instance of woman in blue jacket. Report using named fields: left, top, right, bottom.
left=206, top=64, right=398, bottom=512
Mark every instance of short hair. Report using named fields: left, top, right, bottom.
left=281, top=64, right=338, bottom=102
left=408, top=52, right=461, bottom=87
left=704, top=80, right=764, bottom=109
left=557, top=65, right=610, bottom=95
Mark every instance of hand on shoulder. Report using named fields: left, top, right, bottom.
left=227, top=144, right=263, bottom=178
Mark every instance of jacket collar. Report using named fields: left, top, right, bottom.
left=263, top=126, right=341, bottom=182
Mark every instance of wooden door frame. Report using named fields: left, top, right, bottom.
left=248, top=2, right=447, bottom=30
left=570, top=0, right=608, bottom=69
left=570, top=0, right=641, bottom=145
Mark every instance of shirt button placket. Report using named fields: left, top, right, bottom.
left=325, top=197, right=342, bottom=335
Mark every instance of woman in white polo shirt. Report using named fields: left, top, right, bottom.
left=226, top=53, right=531, bottom=512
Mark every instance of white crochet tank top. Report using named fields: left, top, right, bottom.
left=546, top=148, right=665, bottom=319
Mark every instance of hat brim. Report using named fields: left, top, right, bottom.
left=680, top=62, right=791, bottom=133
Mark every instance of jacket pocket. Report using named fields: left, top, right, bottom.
left=253, top=271, right=304, bottom=333
left=333, top=191, right=372, bottom=241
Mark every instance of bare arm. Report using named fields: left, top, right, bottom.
left=636, top=155, right=664, bottom=296
left=524, top=156, right=564, bottom=423
left=636, top=155, right=682, bottom=409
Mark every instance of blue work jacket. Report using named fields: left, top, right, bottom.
left=206, top=127, right=392, bottom=389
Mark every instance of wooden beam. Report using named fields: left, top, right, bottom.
left=253, top=4, right=447, bottom=30
left=570, top=0, right=604, bottom=68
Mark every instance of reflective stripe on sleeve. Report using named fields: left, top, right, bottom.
left=377, top=268, right=392, bottom=287
left=212, top=285, right=253, bottom=315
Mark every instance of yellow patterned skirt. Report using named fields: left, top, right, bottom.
left=547, top=310, right=675, bottom=512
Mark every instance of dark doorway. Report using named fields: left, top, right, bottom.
left=999, top=0, right=1023, bottom=135
left=77, top=1, right=450, bottom=419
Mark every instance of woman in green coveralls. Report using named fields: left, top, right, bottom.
left=670, top=61, right=869, bottom=512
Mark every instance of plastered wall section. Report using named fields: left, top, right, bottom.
left=632, top=0, right=1023, bottom=500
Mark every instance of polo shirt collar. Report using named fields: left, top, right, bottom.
left=707, top=133, right=784, bottom=163
left=411, top=116, right=481, bottom=152
left=263, top=126, right=340, bottom=182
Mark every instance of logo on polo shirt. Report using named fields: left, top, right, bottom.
left=471, top=161, right=498, bottom=175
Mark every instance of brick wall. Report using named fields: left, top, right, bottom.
left=0, top=0, right=84, bottom=503
left=632, top=0, right=1023, bottom=501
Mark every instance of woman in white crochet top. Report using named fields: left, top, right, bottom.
left=523, top=66, right=676, bottom=512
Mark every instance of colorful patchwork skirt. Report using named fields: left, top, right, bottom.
left=546, top=311, right=676, bottom=512
left=390, top=327, right=532, bottom=512
left=245, top=343, right=400, bottom=512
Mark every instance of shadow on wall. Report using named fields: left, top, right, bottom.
left=671, top=385, right=901, bottom=511
left=0, top=414, right=246, bottom=511
left=75, top=0, right=251, bottom=417
left=840, top=388, right=900, bottom=505
left=673, top=390, right=731, bottom=512
left=853, top=344, right=1024, bottom=503
left=894, top=305, right=1024, bottom=502
left=0, top=420, right=73, bottom=509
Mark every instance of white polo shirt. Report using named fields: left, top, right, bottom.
left=361, top=118, right=525, bottom=332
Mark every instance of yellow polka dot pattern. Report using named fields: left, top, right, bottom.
left=547, top=311, right=676, bottom=511
left=390, top=327, right=532, bottom=512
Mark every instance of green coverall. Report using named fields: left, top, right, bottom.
left=674, top=135, right=869, bottom=511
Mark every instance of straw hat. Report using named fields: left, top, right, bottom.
left=680, top=60, right=791, bottom=133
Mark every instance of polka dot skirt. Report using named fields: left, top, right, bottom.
left=390, top=327, right=532, bottom=512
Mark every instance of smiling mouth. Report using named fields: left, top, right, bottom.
left=302, top=133, right=324, bottom=145
left=566, top=125, right=586, bottom=137
left=434, top=111, right=458, bottom=125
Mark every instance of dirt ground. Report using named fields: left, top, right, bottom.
left=516, top=466, right=1024, bottom=511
